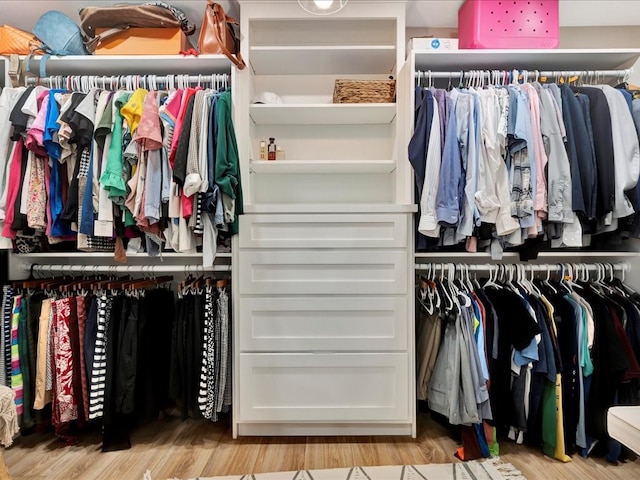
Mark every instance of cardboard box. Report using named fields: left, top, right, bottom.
left=95, top=28, right=191, bottom=55
left=407, top=37, right=459, bottom=52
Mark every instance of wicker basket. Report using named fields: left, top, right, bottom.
left=333, top=79, right=396, bottom=104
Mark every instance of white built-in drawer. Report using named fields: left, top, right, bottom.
left=239, top=213, right=407, bottom=249
left=238, top=249, right=407, bottom=295
left=239, top=296, right=408, bottom=351
left=238, top=353, right=409, bottom=422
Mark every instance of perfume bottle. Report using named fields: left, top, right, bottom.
left=259, top=138, right=267, bottom=160
left=268, top=137, right=277, bottom=161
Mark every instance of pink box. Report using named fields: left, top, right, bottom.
left=458, top=0, right=559, bottom=49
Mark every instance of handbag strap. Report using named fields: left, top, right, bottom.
left=209, top=1, right=246, bottom=70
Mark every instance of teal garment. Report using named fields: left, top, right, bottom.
left=580, top=302, right=595, bottom=377
left=100, top=92, right=131, bottom=205
left=215, top=89, right=243, bottom=235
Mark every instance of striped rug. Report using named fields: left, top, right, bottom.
left=160, top=458, right=527, bottom=480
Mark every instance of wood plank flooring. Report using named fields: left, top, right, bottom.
left=3, top=412, right=640, bottom=480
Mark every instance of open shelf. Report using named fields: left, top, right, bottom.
left=24, top=54, right=232, bottom=77
left=250, top=160, right=396, bottom=174
left=249, top=103, right=397, bottom=125
left=414, top=48, right=640, bottom=71
left=250, top=45, right=396, bottom=75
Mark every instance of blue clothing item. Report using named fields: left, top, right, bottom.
left=519, top=88, right=537, bottom=229
left=451, top=89, right=477, bottom=238
left=436, top=91, right=461, bottom=226
left=618, top=88, right=633, bottom=112
left=49, top=153, right=75, bottom=237
left=572, top=295, right=587, bottom=450
left=408, top=88, right=434, bottom=250
left=532, top=298, right=557, bottom=382
left=79, top=143, right=95, bottom=235
left=144, top=149, right=162, bottom=224
left=576, top=94, right=598, bottom=222
left=471, top=296, right=489, bottom=381
left=560, top=85, right=597, bottom=219
left=431, top=88, right=448, bottom=149
left=471, top=91, right=482, bottom=226
left=44, top=89, right=65, bottom=160
left=214, top=184, right=224, bottom=228
left=160, top=147, right=171, bottom=204
left=581, top=374, right=594, bottom=458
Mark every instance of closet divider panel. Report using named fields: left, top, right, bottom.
left=235, top=0, right=414, bottom=437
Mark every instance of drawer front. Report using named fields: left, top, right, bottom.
left=239, top=296, right=408, bottom=351
left=238, top=353, right=409, bottom=422
left=238, top=250, right=408, bottom=295
left=239, top=213, right=408, bottom=249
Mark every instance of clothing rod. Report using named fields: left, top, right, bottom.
left=414, top=262, right=629, bottom=273
left=25, top=73, right=230, bottom=89
left=413, top=69, right=632, bottom=79
left=24, top=263, right=231, bottom=274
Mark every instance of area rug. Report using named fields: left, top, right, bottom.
left=160, top=458, right=527, bottom=480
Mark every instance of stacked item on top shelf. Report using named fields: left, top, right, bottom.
left=0, top=273, right=231, bottom=451
left=409, top=74, right=640, bottom=259
left=0, top=76, right=242, bottom=264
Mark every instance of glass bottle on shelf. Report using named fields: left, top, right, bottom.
left=268, top=137, right=277, bottom=161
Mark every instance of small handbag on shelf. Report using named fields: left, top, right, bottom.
left=197, top=0, right=246, bottom=70
left=79, top=2, right=196, bottom=53
left=0, top=24, right=40, bottom=55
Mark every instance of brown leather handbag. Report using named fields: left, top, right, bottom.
left=0, top=25, right=40, bottom=55
left=79, top=3, right=196, bottom=52
left=198, top=1, right=246, bottom=70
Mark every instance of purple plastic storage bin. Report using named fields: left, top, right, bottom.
left=458, top=0, right=559, bottom=49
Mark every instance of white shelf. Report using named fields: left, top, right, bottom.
left=24, top=54, right=232, bottom=77
left=249, top=103, right=397, bottom=125
left=413, top=48, right=640, bottom=71
left=244, top=204, right=418, bottom=214
left=250, top=160, right=396, bottom=174
left=250, top=45, right=396, bottom=75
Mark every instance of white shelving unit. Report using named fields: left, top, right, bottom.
left=234, top=0, right=414, bottom=438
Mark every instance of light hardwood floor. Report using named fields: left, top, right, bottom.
left=3, top=412, right=639, bottom=480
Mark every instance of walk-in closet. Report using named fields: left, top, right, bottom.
left=2, top=1, right=640, bottom=480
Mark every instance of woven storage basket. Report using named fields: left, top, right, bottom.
left=333, top=79, right=396, bottom=103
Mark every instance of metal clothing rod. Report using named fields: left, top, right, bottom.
left=25, top=73, right=231, bottom=90
left=414, top=68, right=632, bottom=81
left=414, top=262, right=629, bottom=273
left=25, top=263, right=231, bottom=274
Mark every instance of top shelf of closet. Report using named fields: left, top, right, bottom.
left=413, top=48, right=640, bottom=71
left=24, top=54, right=232, bottom=77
